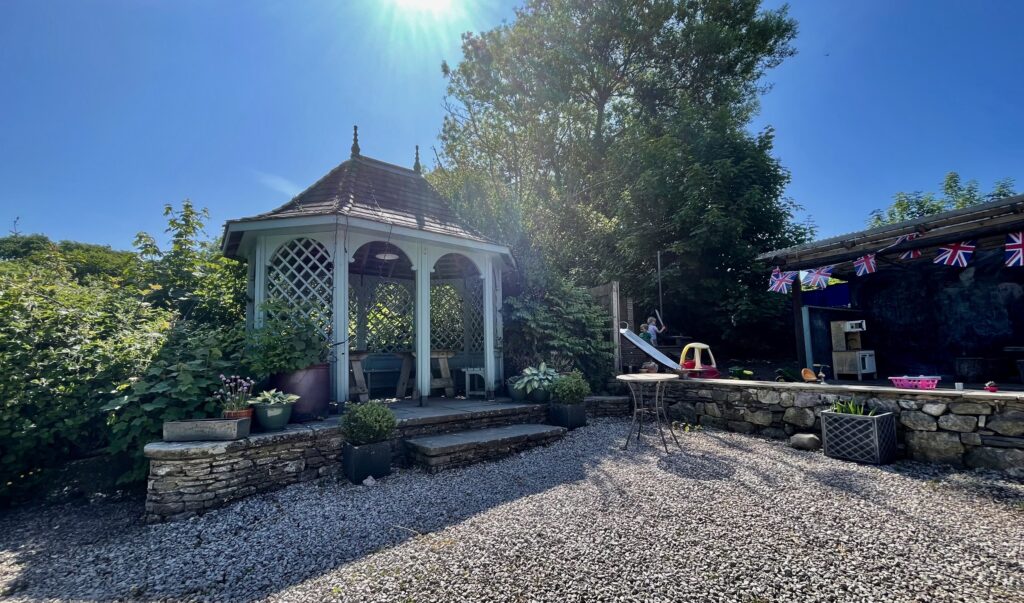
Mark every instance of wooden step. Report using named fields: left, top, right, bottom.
left=405, top=424, right=566, bottom=473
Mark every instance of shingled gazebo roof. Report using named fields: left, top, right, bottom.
left=223, top=128, right=492, bottom=257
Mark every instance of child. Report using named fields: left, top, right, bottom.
left=646, top=317, right=666, bottom=346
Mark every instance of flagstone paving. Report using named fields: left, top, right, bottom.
left=1, top=419, right=1022, bottom=602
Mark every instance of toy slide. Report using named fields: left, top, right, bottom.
left=619, top=328, right=681, bottom=371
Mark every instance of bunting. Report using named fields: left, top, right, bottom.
left=853, top=254, right=877, bottom=277
left=801, top=266, right=833, bottom=289
left=767, top=267, right=797, bottom=294
left=934, top=241, right=976, bottom=268
left=895, top=233, right=921, bottom=259
left=766, top=229, right=1019, bottom=293
left=1005, top=232, right=1024, bottom=267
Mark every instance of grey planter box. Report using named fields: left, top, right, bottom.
left=548, top=403, right=587, bottom=430
left=343, top=441, right=392, bottom=483
left=163, top=418, right=251, bottom=442
left=821, top=411, right=896, bottom=465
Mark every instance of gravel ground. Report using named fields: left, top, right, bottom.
left=2, top=418, right=1023, bottom=603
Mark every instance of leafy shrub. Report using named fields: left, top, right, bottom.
left=551, top=371, right=590, bottom=405
left=0, top=257, right=170, bottom=499
left=341, top=402, right=397, bottom=446
left=503, top=275, right=613, bottom=390
left=132, top=202, right=246, bottom=326
left=104, top=322, right=245, bottom=482
left=244, top=302, right=327, bottom=378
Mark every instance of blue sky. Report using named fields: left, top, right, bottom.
left=1, top=1, right=1022, bottom=249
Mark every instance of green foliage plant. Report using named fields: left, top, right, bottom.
left=252, top=389, right=299, bottom=405
left=830, top=400, right=875, bottom=416
left=104, top=322, right=246, bottom=482
left=245, top=301, right=327, bottom=378
left=514, top=362, right=559, bottom=394
left=551, top=371, right=590, bottom=405
left=132, top=201, right=247, bottom=325
left=0, top=256, right=171, bottom=499
left=503, top=275, right=614, bottom=390
left=341, top=401, right=397, bottom=446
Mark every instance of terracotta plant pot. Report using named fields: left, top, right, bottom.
left=271, top=363, right=331, bottom=422
left=223, top=408, right=254, bottom=420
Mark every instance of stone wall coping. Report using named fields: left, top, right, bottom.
left=674, top=377, right=1022, bottom=403
left=145, top=418, right=342, bottom=461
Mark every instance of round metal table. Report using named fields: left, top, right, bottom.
left=616, top=373, right=682, bottom=452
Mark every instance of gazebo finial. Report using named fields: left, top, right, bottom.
left=413, top=145, right=422, bottom=174
left=351, top=125, right=360, bottom=158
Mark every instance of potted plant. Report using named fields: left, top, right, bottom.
left=514, top=362, right=558, bottom=403
left=245, top=302, right=330, bottom=422
left=216, top=375, right=255, bottom=421
left=821, top=400, right=897, bottom=465
left=250, top=389, right=299, bottom=431
left=341, top=401, right=397, bottom=483
left=548, top=371, right=590, bottom=430
left=507, top=376, right=527, bottom=401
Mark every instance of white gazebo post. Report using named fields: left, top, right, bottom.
left=414, top=245, right=432, bottom=404
left=333, top=231, right=350, bottom=404
left=482, top=255, right=496, bottom=399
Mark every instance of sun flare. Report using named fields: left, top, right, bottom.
left=391, top=0, right=454, bottom=15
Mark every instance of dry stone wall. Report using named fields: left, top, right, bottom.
left=143, top=421, right=344, bottom=523
left=663, top=379, right=1024, bottom=475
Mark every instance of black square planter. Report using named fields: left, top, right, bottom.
left=548, top=403, right=587, bottom=430
left=343, top=441, right=392, bottom=483
left=821, top=411, right=897, bottom=465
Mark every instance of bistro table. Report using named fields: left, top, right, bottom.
left=616, top=373, right=682, bottom=452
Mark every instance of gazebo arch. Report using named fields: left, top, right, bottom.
left=222, top=128, right=512, bottom=404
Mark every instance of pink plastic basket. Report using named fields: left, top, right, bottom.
left=888, top=376, right=941, bottom=390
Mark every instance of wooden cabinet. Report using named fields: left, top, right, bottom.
left=832, top=350, right=876, bottom=381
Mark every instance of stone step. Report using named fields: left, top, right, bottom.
left=405, top=424, right=566, bottom=473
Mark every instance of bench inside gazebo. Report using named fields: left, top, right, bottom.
left=221, top=127, right=513, bottom=404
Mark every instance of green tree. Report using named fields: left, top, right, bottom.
left=868, top=172, right=1018, bottom=227
left=0, top=233, right=136, bottom=280
left=437, top=0, right=809, bottom=356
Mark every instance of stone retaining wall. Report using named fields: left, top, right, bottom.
left=143, top=421, right=343, bottom=523
left=663, top=379, right=1024, bottom=475
left=144, top=404, right=548, bottom=523
left=585, top=396, right=631, bottom=417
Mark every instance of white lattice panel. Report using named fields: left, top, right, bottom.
left=365, top=281, right=414, bottom=353
left=431, top=283, right=464, bottom=351
left=265, top=237, right=333, bottom=339
left=464, top=277, right=484, bottom=352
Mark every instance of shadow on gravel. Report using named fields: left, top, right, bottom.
left=0, top=421, right=633, bottom=603
left=655, top=452, right=735, bottom=482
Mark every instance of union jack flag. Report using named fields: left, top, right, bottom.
left=801, top=266, right=833, bottom=289
left=895, top=233, right=921, bottom=259
left=853, top=254, right=877, bottom=277
left=1005, top=232, right=1024, bottom=267
left=767, top=267, right=797, bottom=294
left=934, top=241, right=976, bottom=267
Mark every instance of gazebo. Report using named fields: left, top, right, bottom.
left=221, top=127, right=513, bottom=403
